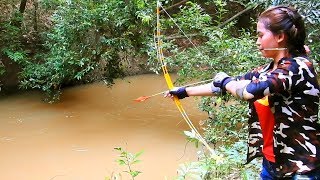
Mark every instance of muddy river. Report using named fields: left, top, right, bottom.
left=0, top=74, right=208, bottom=180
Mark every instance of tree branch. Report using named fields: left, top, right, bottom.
left=166, top=33, right=203, bottom=40
left=165, top=5, right=256, bottom=40
left=160, top=0, right=188, bottom=13
left=218, top=5, right=255, bottom=28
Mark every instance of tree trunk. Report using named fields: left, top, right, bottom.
left=33, top=0, right=38, bottom=32
left=19, top=0, right=28, bottom=14
left=12, top=0, right=28, bottom=27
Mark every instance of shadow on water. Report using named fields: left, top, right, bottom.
left=0, top=74, right=207, bottom=180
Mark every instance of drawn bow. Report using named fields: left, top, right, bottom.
left=156, top=1, right=215, bottom=154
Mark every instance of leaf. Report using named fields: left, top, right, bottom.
left=132, top=160, right=141, bottom=164
left=134, top=150, right=144, bottom=158
left=114, top=147, right=122, bottom=151
left=184, top=130, right=196, bottom=139
left=116, top=159, right=126, bottom=166
left=130, top=171, right=142, bottom=177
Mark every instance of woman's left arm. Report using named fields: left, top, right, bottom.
left=225, top=80, right=252, bottom=100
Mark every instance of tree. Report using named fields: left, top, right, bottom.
left=17, top=0, right=155, bottom=102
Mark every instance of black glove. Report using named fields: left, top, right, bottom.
left=169, top=87, right=189, bottom=99
left=213, top=72, right=232, bottom=91
left=211, top=83, right=222, bottom=94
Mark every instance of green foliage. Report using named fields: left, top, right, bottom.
left=146, top=1, right=214, bottom=75
left=184, top=130, right=201, bottom=148
left=40, top=0, right=66, bottom=9
left=170, top=2, right=212, bottom=32
left=0, top=62, right=4, bottom=77
left=296, top=0, right=320, bottom=70
left=201, top=100, right=248, bottom=146
left=113, top=147, right=143, bottom=180
left=16, top=0, right=156, bottom=101
left=0, top=10, right=30, bottom=91
left=175, top=140, right=261, bottom=179
left=148, top=1, right=264, bottom=82
left=0, top=11, right=27, bottom=70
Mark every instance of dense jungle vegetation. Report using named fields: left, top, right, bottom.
left=0, top=0, right=319, bottom=179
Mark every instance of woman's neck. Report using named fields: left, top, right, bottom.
left=272, top=50, right=290, bottom=70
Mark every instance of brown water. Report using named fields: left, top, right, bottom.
left=0, top=74, right=207, bottom=180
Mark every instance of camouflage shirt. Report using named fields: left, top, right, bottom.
left=237, top=56, right=320, bottom=177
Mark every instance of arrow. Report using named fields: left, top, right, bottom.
left=134, top=78, right=213, bottom=102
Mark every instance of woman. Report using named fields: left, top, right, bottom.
left=166, top=5, right=320, bottom=179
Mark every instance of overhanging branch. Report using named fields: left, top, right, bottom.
left=218, top=5, right=255, bottom=28
left=165, top=4, right=256, bottom=40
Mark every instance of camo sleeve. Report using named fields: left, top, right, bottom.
left=235, top=57, right=319, bottom=102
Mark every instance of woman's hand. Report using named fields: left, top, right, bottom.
left=164, top=87, right=189, bottom=99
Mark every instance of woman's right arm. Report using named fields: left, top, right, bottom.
left=165, top=82, right=220, bottom=99
left=185, top=83, right=217, bottom=96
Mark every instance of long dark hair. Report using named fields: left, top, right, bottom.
left=258, top=5, right=306, bottom=56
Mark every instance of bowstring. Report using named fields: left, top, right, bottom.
left=156, top=1, right=215, bottom=155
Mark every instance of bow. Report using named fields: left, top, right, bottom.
left=156, top=1, right=215, bottom=155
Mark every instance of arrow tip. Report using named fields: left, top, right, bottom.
left=133, top=96, right=150, bottom=102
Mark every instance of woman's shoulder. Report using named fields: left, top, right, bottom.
left=278, top=56, right=317, bottom=75
left=284, top=55, right=311, bottom=62
left=279, top=56, right=312, bottom=66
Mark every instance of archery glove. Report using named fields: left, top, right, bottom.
left=169, top=87, right=189, bottom=99
left=213, top=72, right=233, bottom=92
left=211, top=83, right=222, bottom=95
